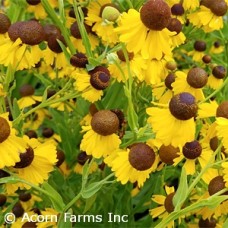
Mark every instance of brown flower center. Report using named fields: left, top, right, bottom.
left=165, top=73, right=175, bottom=90
left=201, top=0, right=228, bottom=16
left=56, top=149, right=65, bottom=167
left=0, top=194, right=7, bottom=207
left=89, top=66, right=110, bottom=90
left=26, top=0, right=41, bottom=5
left=164, top=192, right=175, bottom=213
left=128, top=143, right=155, bottom=171
left=19, top=20, right=45, bottom=45
left=212, top=65, right=226, bottom=79
left=194, top=40, right=206, bottom=52
left=77, top=151, right=92, bottom=165
left=12, top=202, right=24, bottom=218
left=70, top=53, right=88, bottom=68
left=140, top=0, right=171, bottom=31
left=216, top=101, right=228, bottom=119
left=117, top=50, right=134, bottom=62
left=171, top=3, right=184, bottom=15
left=182, top=140, right=202, bottom=159
left=47, top=34, right=66, bottom=53
left=14, top=147, right=35, bottom=168
left=208, top=176, right=226, bottom=196
left=19, top=84, right=35, bottom=97
left=169, top=93, right=198, bottom=120
left=0, top=13, right=11, bottom=34
left=186, top=67, right=208, bottom=88
left=0, top=117, right=10, bottom=143
left=91, top=110, right=119, bottom=136
left=159, top=144, right=179, bottom=164
left=167, top=18, right=182, bottom=34
left=198, top=218, right=217, bottom=228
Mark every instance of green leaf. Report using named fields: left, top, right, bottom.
left=173, top=168, right=188, bottom=210
left=204, top=195, right=228, bottom=209
left=83, top=194, right=97, bottom=213
left=58, top=209, right=73, bottom=228
left=0, top=176, right=20, bottom=184
left=57, top=39, right=71, bottom=63
left=42, top=182, right=65, bottom=212
left=82, top=177, right=115, bottom=199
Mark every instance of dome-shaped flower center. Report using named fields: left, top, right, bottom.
left=26, top=0, right=41, bottom=5
left=202, top=55, right=211, bottom=64
left=0, top=117, right=10, bottom=143
left=117, top=50, right=134, bottom=62
left=208, top=176, right=226, bottom=196
left=159, top=144, right=179, bottom=164
left=165, top=73, right=175, bottom=90
left=19, top=20, right=45, bottom=45
left=140, top=0, right=171, bottom=31
left=91, top=110, right=119, bottom=136
left=164, top=192, right=175, bottom=213
left=90, top=67, right=110, bottom=90
left=0, top=194, right=7, bottom=207
left=171, top=3, right=184, bottom=15
left=128, top=143, right=155, bottom=171
left=14, top=147, right=35, bottom=168
left=43, top=24, right=61, bottom=41
left=111, top=109, right=125, bottom=128
left=169, top=92, right=198, bottom=120
left=8, top=21, right=25, bottom=42
left=70, top=21, right=91, bottom=39
left=56, top=149, right=65, bottom=167
left=201, top=0, right=227, bottom=16
left=19, top=192, right=32, bottom=202
left=19, top=84, right=35, bottom=97
left=198, top=218, right=217, bottom=228
left=167, top=18, right=182, bottom=34
left=47, top=34, right=66, bottom=53
left=42, top=127, right=54, bottom=138
left=212, top=65, right=226, bottom=79
left=0, top=13, right=11, bottom=34
left=182, top=140, right=202, bottom=159
left=70, top=53, right=88, bottom=68
left=194, top=40, right=206, bottom=52
left=77, top=151, right=92, bottom=165
left=12, top=202, right=24, bottom=218
left=216, top=101, right=228, bottom=119
left=186, top=67, right=208, bottom=88
left=22, top=222, right=37, bottom=228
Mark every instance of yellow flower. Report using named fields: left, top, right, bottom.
left=150, top=186, right=176, bottom=228
left=172, top=70, right=206, bottom=101
left=216, top=117, right=228, bottom=151
left=85, top=0, right=119, bottom=45
left=147, top=93, right=197, bottom=147
left=6, top=137, right=57, bottom=194
left=26, top=0, right=58, bottom=19
left=80, top=110, right=121, bottom=158
left=188, top=6, right=225, bottom=32
left=0, top=113, right=27, bottom=168
left=80, top=126, right=120, bottom=158
left=105, top=143, right=158, bottom=187
left=0, top=36, right=43, bottom=70
left=115, top=9, right=173, bottom=60
left=173, top=140, right=213, bottom=175
left=108, top=51, right=147, bottom=82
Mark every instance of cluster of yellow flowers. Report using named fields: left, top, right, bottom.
left=0, top=0, right=228, bottom=227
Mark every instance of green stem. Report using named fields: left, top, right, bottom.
left=199, top=75, right=228, bottom=104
